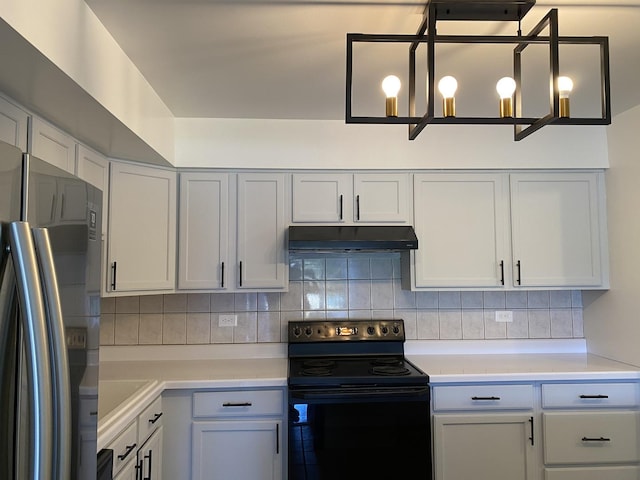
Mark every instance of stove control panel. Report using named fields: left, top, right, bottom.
left=288, top=319, right=405, bottom=342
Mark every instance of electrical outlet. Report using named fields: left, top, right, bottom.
left=219, top=314, right=237, bottom=327
left=495, top=310, right=513, bottom=323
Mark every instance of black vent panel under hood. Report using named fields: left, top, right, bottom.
left=288, top=226, right=418, bottom=252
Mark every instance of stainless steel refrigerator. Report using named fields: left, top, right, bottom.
left=0, top=139, right=102, bottom=479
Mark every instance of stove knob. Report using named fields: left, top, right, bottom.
left=381, top=326, right=389, bottom=335
left=392, top=325, right=400, bottom=335
left=292, top=326, right=301, bottom=337
left=367, top=326, right=375, bottom=336
left=305, top=326, right=313, bottom=336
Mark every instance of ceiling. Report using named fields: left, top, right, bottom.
left=84, top=0, right=640, bottom=122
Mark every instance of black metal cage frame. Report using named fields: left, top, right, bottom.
left=345, top=2, right=611, bottom=141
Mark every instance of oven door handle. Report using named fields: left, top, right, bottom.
left=290, top=386, right=430, bottom=401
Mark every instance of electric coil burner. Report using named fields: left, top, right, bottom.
left=287, top=319, right=432, bottom=480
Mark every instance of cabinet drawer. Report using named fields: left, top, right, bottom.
left=542, top=383, right=639, bottom=408
left=137, top=395, right=163, bottom=445
left=106, top=420, right=138, bottom=476
left=545, top=466, right=640, bottom=480
left=432, top=384, right=534, bottom=411
left=543, top=411, right=640, bottom=465
left=193, top=389, right=284, bottom=418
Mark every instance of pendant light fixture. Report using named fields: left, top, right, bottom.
left=345, top=0, right=611, bottom=141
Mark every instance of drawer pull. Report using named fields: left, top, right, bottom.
left=581, top=436, right=611, bottom=442
left=223, top=402, right=252, bottom=407
left=117, top=443, right=137, bottom=461
left=471, top=396, right=501, bottom=401
left=579, top=394, right=609, bottom=399
left=148, top=412, right=163, bottom=424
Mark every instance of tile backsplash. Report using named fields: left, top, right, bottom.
left=100, top=254, right=583, bottom=346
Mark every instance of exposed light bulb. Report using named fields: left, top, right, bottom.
left=438, top=76, right=457, bottom=117
left=558, top=76, right=573, bottom=118
left=382, top=75, right=401, bottom=98
left=496, top=77, right=516, bottom=99
left=382, top=75, right=401, bottom=117
left=496, top=77, right=516, bottom=118
left=558, top=76, right=574, bottom=98
left=437, top=76, right=458, bottom=99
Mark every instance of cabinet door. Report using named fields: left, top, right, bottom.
left=29, top=117, right=75, bottom=174
left=433, top=413, right=536, bottom=480
left=354, top=173, right=411, bottom=223
left=237, top=173, right=287, bottom=289
left=139, top=426, right=163, bottom=480
left=510, top=172, right=605, bottom=287
left=192, top=420, right=282, bottom=480
left=178, top=172, right=229, bottom=290
left=113, top=459, right=138, bottom=480
left=0, top=95, right=28, bottom=150
left=412, top=173, right=509, bottom=288
left=108, top=162, right=176, bottom=292
left=291, top=173, right=352, bottom=222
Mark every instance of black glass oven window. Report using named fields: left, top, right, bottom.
left=289, top=399, right=431, bottom=480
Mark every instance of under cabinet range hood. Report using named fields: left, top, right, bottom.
left=288, top=225, right=418, bottom=252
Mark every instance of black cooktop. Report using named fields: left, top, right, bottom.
left=288, top=355, right=429, bottom=387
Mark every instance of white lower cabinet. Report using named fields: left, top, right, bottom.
left=432, top=384, right=537, bottom=480
left=541, top=382, right=640, bottom=479
left=162, top=387, right=285, bottom=480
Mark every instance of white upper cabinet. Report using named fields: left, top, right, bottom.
left=510, top=172, right=608, bottom=288
left=107, top=161, right=177, bottom=294
left=410, top=173, right=509, bottom=288
left=178, top=172, right=229, bottom=290
left=29, top=117, right=76, bottom=174
left=236, top=173, right=287, bottom=289
left=0, top=95, right=29, bottom=150
left=291, top=173, right=411, bottom=223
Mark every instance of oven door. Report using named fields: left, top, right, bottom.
left=288, top=385, right=432, bottom=480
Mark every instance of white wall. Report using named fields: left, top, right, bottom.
left=175, top=118, right=609, bottom=169
left=0, top=0, right=174, bottom=163
left=583, top=104, right=640, bottom=366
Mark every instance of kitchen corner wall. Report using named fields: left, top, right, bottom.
left=99, top=254, right=584, bottom=346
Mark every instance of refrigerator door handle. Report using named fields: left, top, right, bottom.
left=9, top=222, right=53, bottom=480
left=32, top=228, right=71, bottom=480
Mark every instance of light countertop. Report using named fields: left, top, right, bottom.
left=96, top=343, right=640, bottom=450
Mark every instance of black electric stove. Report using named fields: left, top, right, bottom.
left=287, top=319, right=432, bottom=480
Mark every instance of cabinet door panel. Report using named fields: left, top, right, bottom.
left=30, top=117, right=75, bottom=174
left=545, top=466, right=640, bottom=480
left=0, top=95, right=28, bottom=150
left=192, top=420, right=281, bottom=480
left=413, top=173, right=508, bottom=287
left=510, top=173, right=604, bottom=287
left=292, top=173, right=351, bottom=222
left=108, top=162, right=176, bottom=292
left=354, top=173, right=410, bottom=223
left=237, top=173, right=287, bottom=289
left=434, top=413, right=535, bottom=480
left=178, top=172, right=228, bottom=290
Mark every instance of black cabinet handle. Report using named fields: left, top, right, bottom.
left=143, top=449, right=153, bottom=480
left=529, top=416, right=534, bottom=446
left=135, top=460, right=143, bottom=480
left=582, top=436, right=611, bottom=442
left=580, top=394, right=609, bottom=399
left=239, top=261, right=243, bottom=287
left=516, top=260, right=521, bottom=285
left=339, top=194, right=343, bottom=220
left=276, top=423, right=280, bottom=454
left=223, top=402, right=252, bottom=407
left=117, top=443, right=137, bottom=461
left=221, top=262, right=225, bottom=288
left=356, top=195, right=360, bottom=220
left=148, top=412, right=163, bottom=424
left=471, top=396, right=501, bottom=401
left=111, top=261, right=117, bottom=290
left=499, top=260, right=504, bottom=285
